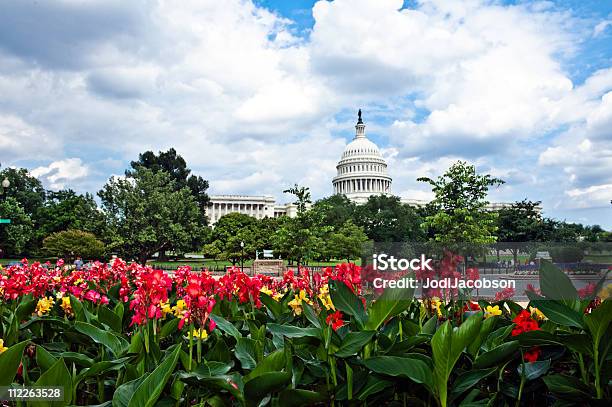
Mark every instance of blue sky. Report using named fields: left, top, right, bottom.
left=0, top=0, right=611, bottom=228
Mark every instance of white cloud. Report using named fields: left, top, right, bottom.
left=31, top=158, right=89, bottom=190
left=0, top=0, right=609, bottom=226
left=565, top=184, right=612, bottom=209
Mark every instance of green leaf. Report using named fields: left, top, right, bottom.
left=267, top=323, right=321, bottom=339
left=188, top=361, right=234, bottom=378
left=363, top=356, right=433, bottom=392
left=113, top=376, right=146, bottom=407
left=98, top=305, right=122, bottom=332
left=160, top=318, right=180, bottom=338
left=432, top=313, right=482, bottom=407
left=539, top=260, right=578, bottom=301
left=356, top=375, right=392, bottom=401
left=34, top=357, right=73, bottom=406
left=542, top=374, right=593, bottom=401
left=584, top=299, right=612, bottom=348
left=74, top=321, right=129, bottom=356
left=278, top=389, right=327, bottom=407
left=36, top=345, right=58, bottom=373
left=529, top=300, right=585, bottom=329
left=0, top=340, right=28, bottom=386
left=15, top=296, right=37, bottom=321
left=517, top=359, right=551, bottom=381
left=59, top=351, right=94, bottom=367
left=244, top=371, right=291, bottom=405
left=335, top=331, right=376, bottom=358
left=302, top=302, right=322, bottom=329
left=472, top=341, right=519, bottom=369
left=365, top=279, right=414, bottom=331
left=450, top=367, right=496, bottom=399
left=210, top=314, right=241, bottom=339
left=329, top=279, right=366, bottom=329
left=75, top=357, right=133, bottom=383
left=260, top=292, right=283, bottom=319
left=127, top=345, right=182, bottom=407
left=245, top=349, right=285, bottom=381
left=235, top=337, right=258, bottom=370
left=515, top=329, right=563, bottom=346
left=467, top=315, right=497, bottom=357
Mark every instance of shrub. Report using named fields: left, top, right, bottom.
left=549, top=245, right=585, bottom=262
left=42, top=229, right=105, bottom=260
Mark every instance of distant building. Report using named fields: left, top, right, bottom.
left=331, top=109, right=392, bottom=204
left=205, top=195, right=302, bottom=225
left=206, top=110, right=539, bottom=225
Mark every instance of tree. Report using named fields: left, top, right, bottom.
left=283, top=184, right=311, bottom=213
left=496, top=200, right=544, bottom=266
left=273, top=185, right=328, bottom=267
left=326, top=220, right=368, bottom=261
left=130, top=148, right=210, bottom=214
left=98, top=167, right=205, bottom=264
left=34, top=190, right=106, bottom=242
left=0, top=197, right=34, bottom=256
left=354, top=195, right=424, bottom=242
left=311, top=195, right=357, bottom=230
left=0, top=167, right=45, bottom=216
left=202, top=242, right=223, bottom=270
left=418, top=161, right=504, bottom=245
left=43, top=229, right=105, bottom=260
left=211, top=213, right=258, bottom=265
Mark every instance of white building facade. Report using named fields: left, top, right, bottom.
left=332, top=110, right=392, bottom=204
left=205, top=195, right=301, bottom=225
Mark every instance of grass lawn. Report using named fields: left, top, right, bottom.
left=584, top=254, right=612, bottom=263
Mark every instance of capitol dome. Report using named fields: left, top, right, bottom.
left=332, top=110, right=392, bottom=204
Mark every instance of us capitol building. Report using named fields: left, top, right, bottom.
left=205, top=110, right=513, bottom=224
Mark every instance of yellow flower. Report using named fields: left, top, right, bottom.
left=60, top=296, right=73, bottom=317
left=172, top=299, right=187, bottom=318
left=55, top=291, right=64, bottom=299
left=484, top=305, right=502, bottom=319
left=272, top=292, right=284, bottom=302
left=191, top=328, right=208, bottom=340
left=428, top=297, right=442, bottom=317
left=260, top=286, right=274, bottom=296
left=530, top=306, right=546, bottom=321
left=318, top=284, right=335, bottom=311
left=74, top=278, right=84, bottom=286
left=0, top=339, right=7, bottom=354
left=160, top=300, right=172, bottom=318
left=288, top=290, right=312, bottom=316
left=35, top=296, right=55, bottom=317
left=598, top=283, right=612, bottom=301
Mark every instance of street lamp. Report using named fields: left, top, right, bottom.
left=0, top=178, right=9, bottom=201
left=240, top=241, right=245, bottom=273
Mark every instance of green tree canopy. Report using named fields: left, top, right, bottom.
left=211, top=212, right=258, bottom=265
left=34, top=189, right=106, bottom=241
left=43, top=229, right=105, bottom=260
left=98, top=167, right=205, bottom=264
left=0, top=167, right=45, bottom=216
left=130, top=148, right=210, bottom=218
left=0, top=197, right=34, bottom=256
left=418, top=161, right=504, bottom=245
left=311, top=194, right=357, bottom=230
left=326, top=220, right=368, bottom=261
left=354, top=195, right=424, bottom=242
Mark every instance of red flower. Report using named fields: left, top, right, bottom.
left=511, top=310, right=540, bottom=336
left=326, top=311, right=344, bottom=331
left=466, top=267, right=480, bottom=282
left=524, top=346, right=541, bottom=363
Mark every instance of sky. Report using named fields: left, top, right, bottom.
left=0, top=0, right=611, bottom=228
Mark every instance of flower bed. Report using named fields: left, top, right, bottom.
left=0, top=258, right=610, bottom=406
